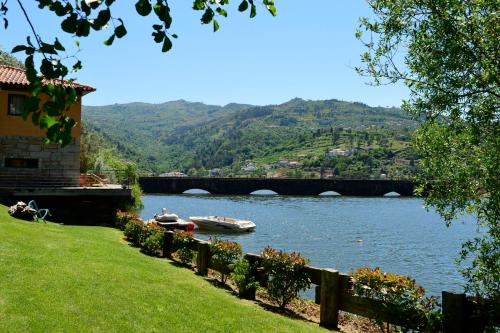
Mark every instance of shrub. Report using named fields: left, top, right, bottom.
left=115, top=210, right=139, bottom=230
left=261, top=246, right=311, bottom=309
left=142, top=224, right=164, bottom=256
left=123, top=219, right=147, bottom=247
left=230, top=257, right=259, bottom=298
left=209, top=237, right=243, bottom=283
left=173, top=230, right=195, bottom=265
left=351, top=267, right=442, bottom=333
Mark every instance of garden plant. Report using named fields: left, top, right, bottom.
left=209, top=237, right=243, bottom=283
left=261, top=246, right=311, bottom=309
left=172, top=230, right=195, bottom=265
left=351, top=267, right=442, bottom=333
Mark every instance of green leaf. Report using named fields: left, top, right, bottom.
left=250, top=3, right=256, bottom=18
left=11, top=45, right=27, bottom=53
left=73, top=60, right=82, bottom=71
left=115, top=24, right=127, bottom=38
left=213, top=19, right=219, bottom=32
left=135, top=0, right=152, bottom=16
left=104, top=33, right=116, bottom=46
left=152, top=31, right=165, bottom=43
left=40, top=115, right=58, bottom=129
left=201, top=8, right=214, bottom=24
left=238, top=0, right=248, bottom=12
left=53, top=38, right=65, bottom=51
left=40, top=42, right=57, bottom=55
left=61, top=14, right=78, bottom=34
left=95, top=8, right=111, bottom=27
left=267, top=4, right=276, bottom=16
left=75, top=19, right=91, bottom=37
left=192, top=0, right=205, bottom=10
left=216, top=8, right=227, bottom=17
left=162, top=36, right=172, bottom=52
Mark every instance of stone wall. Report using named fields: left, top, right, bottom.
left=0, top=136, right=80, bottom=187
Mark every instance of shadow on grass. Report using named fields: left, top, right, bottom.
left=254, top=300, right=306, bottom=321
left=205, top=277, right=234, bottom=292
left=170, top=260, right=194, bottom=270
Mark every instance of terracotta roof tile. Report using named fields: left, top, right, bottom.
left=0, top=65, right=96, bottom=93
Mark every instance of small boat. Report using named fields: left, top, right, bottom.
left=189, top=216, right=256, bottom=232
left=154, top=208, right=179, bottom=222
left=152, top=218, right=195, bottom=231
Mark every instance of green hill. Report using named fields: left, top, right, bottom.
left=0, top=205, right=325, bottom=332
left=83, top=98, right=419, bottom=178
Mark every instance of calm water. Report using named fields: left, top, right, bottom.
left=140, top=194, right=476, bottom=297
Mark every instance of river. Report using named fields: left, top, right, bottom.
left=140, top=193, right=476, bottom=297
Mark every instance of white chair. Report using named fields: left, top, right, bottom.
left=28, top=200, right=51, bottom=222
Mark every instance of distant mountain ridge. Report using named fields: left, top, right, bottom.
left=83, top=98, right=418, bottom=175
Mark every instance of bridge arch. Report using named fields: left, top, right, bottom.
left=249, top=189, right=279, bottom=195
left=182, top=188, right=211, bottom=194
left=383, top=191, right=401, bottom=197
left=318, top=191, right=341, bottom=196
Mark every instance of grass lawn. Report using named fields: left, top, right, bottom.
left=0, top=205, right=328, bottom=332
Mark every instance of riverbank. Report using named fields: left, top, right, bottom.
left=0, top=204, right=325, bottom=332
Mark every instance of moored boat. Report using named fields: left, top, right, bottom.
left=152, top=218, right=195, bottom=231
left=189, top=216, right=256, bottom=232
left=154, top=208, right=179, bottom=222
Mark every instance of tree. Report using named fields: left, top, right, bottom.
left=357, top=0, right=499, bottom=298
left=0, top=48, right=23, bottom=67
left=0, top=0, right=276, bottom=145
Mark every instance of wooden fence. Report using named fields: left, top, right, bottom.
left=163, top=231, right=499, bottom=332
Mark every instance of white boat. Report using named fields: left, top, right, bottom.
left=154, top=208, right=179, bottom=222
left=151, top=218, right=195, bottom=231
left=189, top=216, right=256, bottom=232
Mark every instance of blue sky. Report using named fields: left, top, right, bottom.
left=1, top=1, right=407, bottom=107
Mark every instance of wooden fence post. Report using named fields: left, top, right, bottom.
left=442, top=291, right=468, bottom=333
left=163, top=231, right=174, bottom=258
left=197, top=241, right=210, bottom=276
left=320, top=269, right=340, bottom=330
left=315, top=286, right=321, bottom=305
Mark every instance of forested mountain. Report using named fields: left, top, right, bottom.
left=83, top=98, right=420, bottom=178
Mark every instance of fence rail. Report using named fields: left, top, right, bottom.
left=0, top=169, right=133, bottom=188
left=162, top=230, right=499, bottom=332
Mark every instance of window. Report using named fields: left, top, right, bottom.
left=8, top=94, right=26, bottom=116
left=5, top=158, right=39, bottom=169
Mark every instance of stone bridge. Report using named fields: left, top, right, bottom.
left=139, top=177, right=416, bottom=196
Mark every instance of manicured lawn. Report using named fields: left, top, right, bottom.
left=0, top=205, right=327, bottom=332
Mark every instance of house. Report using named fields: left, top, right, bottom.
left=209, top=168, right=222, bottom=177
left=0, top=65, right=95, bottom=187
left=159, top=171, right=187, bottom=177
left=241, top=163, right=257, bottom=172
left=325, top=148, right=357, bottom=157
left=277, top=159, right=289, bottom=167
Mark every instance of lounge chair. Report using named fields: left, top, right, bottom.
left=28, top=200, right=51, bottom=222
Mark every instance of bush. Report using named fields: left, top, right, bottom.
left=209, top=237, right=243, bottom=283
left=261, top=246, right=311, bottom=309
left=115, top=210, right=139, bottom=230
left=142, top=224, right=164, bottom=256
left=351, top=267, right=442, bottom=333
left=230, top=257, right=259, bottom=298
left=173, top=230, right=195, bottom=265
left=123, top=219, right=147, bottom=247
